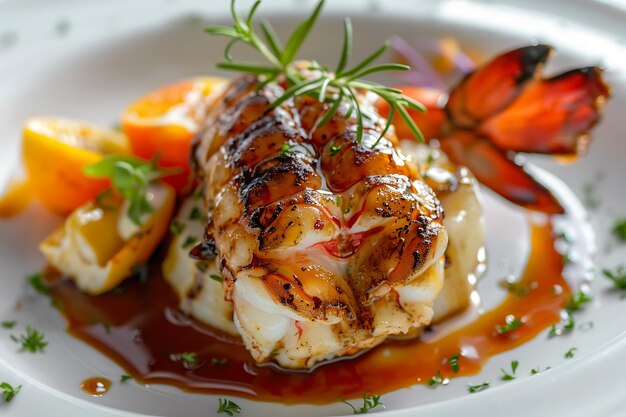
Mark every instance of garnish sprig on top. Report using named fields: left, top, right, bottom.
left=205, top=0, right=425, bottom=147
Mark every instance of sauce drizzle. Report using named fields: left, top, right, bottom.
left=80, top=377, right=112, bottom=397
left=48, top=220, right=569, bottom=404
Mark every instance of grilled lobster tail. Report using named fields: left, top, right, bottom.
left=191, top=74, right=448, bottom=368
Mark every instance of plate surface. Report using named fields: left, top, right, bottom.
left=1, top=0, right=626, bottom=416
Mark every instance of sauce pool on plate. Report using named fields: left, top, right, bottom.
left=46, top=219, right=570, bottom=404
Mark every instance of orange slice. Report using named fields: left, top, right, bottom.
left=121, top=77, right=228, bottom=192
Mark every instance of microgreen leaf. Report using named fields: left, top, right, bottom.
left=83, top=155, right=169, bottom=226
left=15, top=326, right=47, bottom=353
left=603, top=266, right=626, bottom=291
left=217, top=398, right=241, bottom=415
left=28, top=273, right=49, bottom=296
left=179, top=352, right=198, bottom=368
left=427, top=370, right=448, bottom=387
left=170, top=220, right=186, bottom=235
left=182, top=236, right=198, bottom=249
left=566, top=291, right=591, bottom=313
left=501, top=360, right=519, bottom=381
left=467, top=381, right=490, bottom=394
left=448, top=353, right=461, bottom=373
left=565, top=348, right=577, bottom=359
left=1, top=382, right=21, bottom=403
left=339, top=392, right=384, bottom=414
left=496, top=315, right=522, bottom=335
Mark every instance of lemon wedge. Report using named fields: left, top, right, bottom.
left=39, top=183, right=175, bottom=295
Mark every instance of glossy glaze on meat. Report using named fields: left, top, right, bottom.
left=191, top=75, right=448, bottom=368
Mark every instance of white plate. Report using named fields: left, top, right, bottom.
left=1, top=0, right=626, bottom=416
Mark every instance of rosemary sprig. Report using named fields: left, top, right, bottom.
left=205, top=0, right=425, bottom=146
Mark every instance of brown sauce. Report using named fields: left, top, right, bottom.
left=80, top=377, right=112, bottom=396
left=48, top=220, right=569, bottom=404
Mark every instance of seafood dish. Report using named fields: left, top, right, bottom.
left=0, top=0, right=616, bottom=411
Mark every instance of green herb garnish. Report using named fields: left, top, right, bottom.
left=339, top=392, right=384, bottom=414
left=16, top=326, right=47, bottom=353
left=613, top=218, right=626, bottom=241
left=196, top=262, right=209, bottom=273
left=501, top=360, right=519, bottom=381
left=83, top=155, right=170, bottom=226
left=212, top=358, right=228, bottom=366
left=530, top=366, right=550, bottom=375
left=496, top=315, right=522, bottom=335
left=217, top=398, right=242, bottom=416
left=565, top=290, right=591, bottom=313
left=1, top=382, right=21, bottom=403
left=120, top=375, right=132, bottom=383
left=205, top=0, right=425, bottom=146
left=467, top=381, right=490, bottom=394
left=210, top=274, right=223, bottom=283
left=170, top=220, right=186, bottom=235
left=565, top=347, right=577, bottom=359
left=28, top=273, right=49, bottom=296
left=427, top=370, right=447, bottom=387
left=448, top=353, right=460, bottom=373
left=189, top=206, right=205, bottom=221
left=179, top=352, right=198, bottom=367
left=603, top=266, right=626, bottom=291
left=182, top=235, right=198, bottom=249
left=499, top=279, right=530, bottom=297
left=329, top=143, right=345, bottom=156
left=279, top=142, right=293, bottom=156
left=1, top=321, right=16, bottom=329
left=549, top=311, right=576, bottom=337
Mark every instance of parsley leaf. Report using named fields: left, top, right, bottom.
left=501, top=360, right=519, bottom=381
left=603, top=266, right=626, bottom=291
left=210, top=274, right=223, bottom=283
left=217, top=398, right=241, bottom=416
left=28, top=273, right=50, bottom=296
left=189, top=207, right=205, bottom=221
left=530, top=366, right=550, bottom=375
left=16, top=326, right=47, bottom=353
left=565, top=348, right=577, bottom=359
left=212, top=358, right=228, bottom=366
left=169, top=220, right=186, bottom=235
left=467, top=381, right=490, bottom=394
left=179, top=352, right=198, bottom=368
left=0, top=382, right=21, bottom=403
left=496, top=315, right=522, bottom=335
left=339, top=392, right=384, bottom=414
left=182, top=235, right=198, bottom=249
left=565, top=290, right=591, bottom=313
left=427, top=370, right=448, bottom=387
left=448, top=353, right=461, bottom=373
left=499, top=279, right=530, bottom=297
left=120, top=375, right=132, bottom=383
left=83, top=155, right=172, bottom=226
left=1, top=321, right=16, bottom=329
